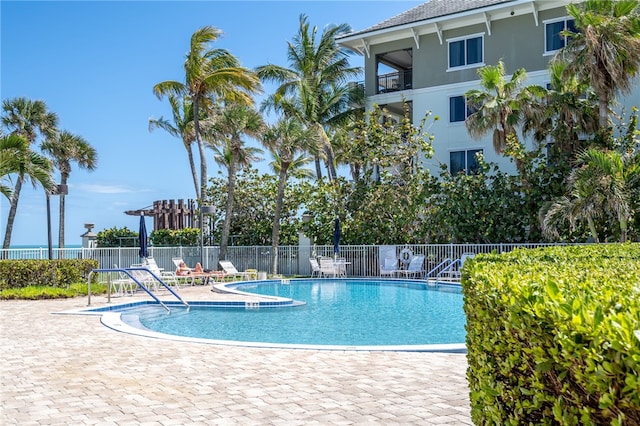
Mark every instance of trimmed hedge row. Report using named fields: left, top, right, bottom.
left=463, top=244, right=639, bottom=425
left=0, top=259, right=99, bottom=289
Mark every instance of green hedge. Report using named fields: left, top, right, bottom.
left=463, top=244, right=640, bottom=425
left=0, top=259, right=99, bottom=289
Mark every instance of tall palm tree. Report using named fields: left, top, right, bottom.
left=256, top=14, right=362, bottom=181
left=542, top=148, right=639, bottom=242
left=465, top=61, right=530, bottom=164
left=1, top=97, right=58, bottom=249
left=210, top=103, right=265, bottom=260
left=41, top=130, right=97, bottom=248
left=559, top=0, right=640, bottom=131
left=263, top=117, right=315, bottom=274
left=0, top=133, right=53, bottom=200
left=149, top=95, right=199, bottom=199
left=153, top=26, right=261, bottom=201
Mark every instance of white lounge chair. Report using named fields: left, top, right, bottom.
left=218, top=260, right=251, bottom=281
left=396, top=255, right=425, bottom=278
left=380, top=257, right=398, bottom=277
left=144, top=257, right=179, bottom=288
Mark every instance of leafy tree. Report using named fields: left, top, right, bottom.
left=206, top=168, right=310, bottom=246
left=256, top=14, right=362, bottom=181
left=41, top=130, right=97, bottom=248
left=1, top=98, right=58, bottom=249
left=153, top=26, right=261, bottom=200
left=96, top=227, right=138, bottom=247
left=148, top=95, right=199, bottom=199
left=560, top=0, right=640, bottom=131
left=150, top=228, right=200, bottom=246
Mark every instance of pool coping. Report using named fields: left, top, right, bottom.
left=57, top=278, right=467, bottom=353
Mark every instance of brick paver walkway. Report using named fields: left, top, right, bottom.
left=0, top=285, right=472, bottom=425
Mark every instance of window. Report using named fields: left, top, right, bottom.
left=545, top=18, right=576, bottom=53
left=449, top=96, right=474, bottom=123
left=450, top=149, right=482, bottom=174
left=448, top=35, right=483, bottom=69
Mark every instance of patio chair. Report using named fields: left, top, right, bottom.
left=218, top=260, right=251, bottom=281
left=380, top=257, right=398, bottom=277
left=318, top=257, right=338, bottom=278
left=309, top=258, right=322, bottom=278
left=395, top=255, right=425, bottom=279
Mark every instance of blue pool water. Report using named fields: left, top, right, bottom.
left=119, top=279, right=466, bottom=349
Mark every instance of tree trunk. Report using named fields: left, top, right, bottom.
left=271, top=164, right=289, bottom=275
left=185, top=141, right=200, bottom=200
left=58, top=174, right=69, bottom=249
left=192, top=96, right=206, bottom=201
left=2, top=175, right=24, bottom=249
left=314, top=157, right=322, bottom=180
left=219, top=140, right=240, bottom=261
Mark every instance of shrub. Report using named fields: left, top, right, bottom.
left=463, top=244, right=640, bottom=425
left=0, top=259, right=99, bottom=289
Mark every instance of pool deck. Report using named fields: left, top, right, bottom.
left=0, top=284, right=472, bottom=425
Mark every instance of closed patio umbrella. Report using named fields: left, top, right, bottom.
left=139, top=214, right=149, bottom=259
left=333, top=216, right=340, bottom=255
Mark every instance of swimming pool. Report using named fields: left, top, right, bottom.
left=101, top=279, right=466, bottom=352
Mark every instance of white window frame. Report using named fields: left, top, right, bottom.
left=447, top=33, right=485, bottom=71
left=543, top=17, right=575, bottom=55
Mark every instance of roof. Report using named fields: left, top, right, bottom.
left=340, top=0, right=516, bottom=39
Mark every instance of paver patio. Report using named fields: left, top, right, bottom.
left=0, top=285, right=472, bottom=425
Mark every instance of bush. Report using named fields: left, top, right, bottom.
left=0, top=259, right=99, bottom=289
left=463, top=244, right=640, bottom=425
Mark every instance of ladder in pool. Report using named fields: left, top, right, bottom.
left=87, top=267, right=190, bottom=313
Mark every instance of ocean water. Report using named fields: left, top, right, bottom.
left=9, top=244, right=82, bottom=249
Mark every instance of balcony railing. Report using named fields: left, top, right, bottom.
left=377, top=70, right=413, bottom=94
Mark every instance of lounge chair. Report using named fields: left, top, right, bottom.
left=380, top=257, right=398, bottom=277
left=218, top=260, right=251, bottom=281
left=144, top=257, right=180, bottom=288
left=395, top=255, right=425, bottom=278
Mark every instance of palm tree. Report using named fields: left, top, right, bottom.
left=256, top=14, right=362, bottom=181
left=465, top=61, right=531, bottom=166
left=153, top=26, right=262, bottom=200
left=149, top=95, right=199, bottom=199
left=1, top=97, right=58, bottom=249
left=0, top=133, right=53, bottom=199
left=521, top=61, right=599, bottom=158
left=542, top=148, right=640, bottom=242
left=263, top=117, right=315, bottom=274
left=41, top=130, right=97, bottom=248
left=559, top=0, right=640, bottom=131
left=210, top=103, right=265, bottom=260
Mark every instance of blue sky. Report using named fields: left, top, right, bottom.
left=1, top=0, right=423, bottom=246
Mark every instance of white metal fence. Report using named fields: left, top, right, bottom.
left=0, top=243, right=567, bottom=277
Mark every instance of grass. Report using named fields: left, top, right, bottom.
left=0, top=282, right=107, bottom=300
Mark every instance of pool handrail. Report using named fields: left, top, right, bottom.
left=425, top=258, right=453, bottom=278
left=88, top=267, right=190, bottom=313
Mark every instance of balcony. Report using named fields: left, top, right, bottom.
left=377, top=70, right=412, bottom=94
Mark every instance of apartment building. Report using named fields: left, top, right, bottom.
left=337, top=0, right=640, bottom=176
